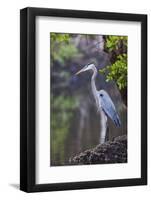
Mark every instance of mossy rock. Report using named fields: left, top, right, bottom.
left=69, top=135, right=127, bottom=165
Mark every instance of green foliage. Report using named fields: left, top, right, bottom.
left=51, top=33, right=70, bottom=43
left=105, top=35, right=127, bottom=52
left=51, top=33, right=81, bottom=65
left=100, top=36, right=127, bottom=91
left=53, top=44, right=80, bottom=65
left=100, top=54, right=127, bottom=90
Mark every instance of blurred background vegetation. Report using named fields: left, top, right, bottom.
left=50, top=32, right=127, bottom=166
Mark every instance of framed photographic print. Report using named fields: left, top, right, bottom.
left=20, top=7, right=147, bottom=192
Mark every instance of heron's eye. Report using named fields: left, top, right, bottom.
left=100, top=94, right=103, bottom=97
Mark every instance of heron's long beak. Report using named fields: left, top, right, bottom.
left=75, top=65, right=87, bottom=75
left=75, top=68, right=84, bottom=75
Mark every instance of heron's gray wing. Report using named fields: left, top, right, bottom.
left=100, top=93, right=121, bottom=127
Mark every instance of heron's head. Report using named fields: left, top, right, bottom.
left=75, top=63, right=95, bottom=75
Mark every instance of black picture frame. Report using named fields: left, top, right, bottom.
left=20, top=7, right=147, bottom=192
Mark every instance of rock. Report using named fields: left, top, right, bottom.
left=69, top=135, right=127, bottom=165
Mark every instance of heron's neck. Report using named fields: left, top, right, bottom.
left=91, top=66, right=99, bottom=108
left=91, top=66, right=97, bottom=94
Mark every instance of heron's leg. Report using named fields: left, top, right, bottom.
left=105, top=121, right=109, bottom=142
left=100, top=110, right=107, bottom=144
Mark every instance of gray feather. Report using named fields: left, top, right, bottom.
left=99, top=90, right=121, bottom=127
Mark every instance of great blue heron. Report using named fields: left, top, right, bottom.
left=76, top=63, right=121, bottom=144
